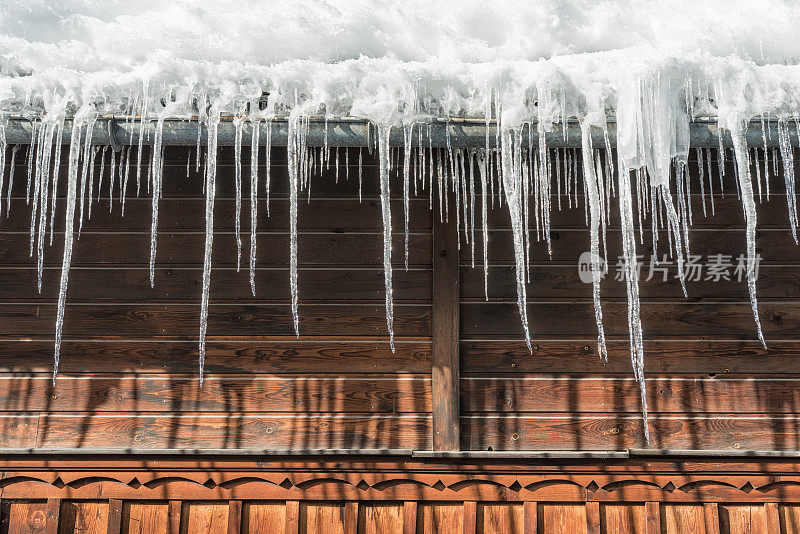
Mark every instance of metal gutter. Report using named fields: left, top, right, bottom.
left=3, top=117, right=797, bottom=148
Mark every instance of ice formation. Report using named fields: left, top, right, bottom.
left=3, top=0, right=800, bottom=443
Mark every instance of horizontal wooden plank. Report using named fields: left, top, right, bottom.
left=0, top=375, right=432, bottom=413
left=3, top=198, right=432, bottom=232
left=461, top=340, right=793, bottom=375
left=0, top=304, right=431, bottom=338
left=460, top=302, right=799, bottom=339
left=0, top=268, right=432, bottom=303
left=0, top=232, right=432, bottom=267
left=462, top=414, right=800, bottom=451
left=0, top=340, right=431, bottom=374
left=464, top=229, right=800, bottom=265
left=461, top=265, right=800, bottom=301
left=461, top=376, right=800, bottom=414
left=29, top=413, right=431, bottom=450
left=482, top=195, right=800, bottom=230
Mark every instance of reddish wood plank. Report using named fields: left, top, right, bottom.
left=523, top=502, right=537, bottom=534
left=462, top=414, right=800, bottom=451
left=168, top=501, right=181, bottom=534
left=31, top=413, right=430, bottom=450
left=432, top=192, right=460, bottom=451
left=663, top=505, right=705, bottom=534
left=585, top=502, right=600, bottom=534
left=418, top=504, right=462, bottom=534
left=285, top=502, right=299, bottom=534
left=462, top=502, right=476, bottom=534
left=106, top=500, right=122, bottom=534
left=461, top=340, right=792, bottom=376
left=228, top=501, right=242, bottom=534
left=704, top=503, right=721, bottom=534
left=4, top=501, right=49, bottom=533
left=0, top=340, right=431, bottom=375
left=645, top=502, right=661, bottom=534
left=124, top=502, right=169, bottom=534
left=359, top=503, right=402, bottom=534
left=765, top=502, right=780, bottom=534
left=779, top=505, right=800, bottom=534
left=538, top=504, right=586, bottom=534
left=477, top=504, right=523, bottom=534
left=182, top=502, right=228, bottom=534
left=242, top=502, right=286, bottom=534
left=461, top=376, right=800, bottom=415
left=602, top=504, right=645, bottom=534
left=403, top=502, right=418, bottom=534
left=0, top=375, right=432, bottom=414
left=343, top=502, right=358, bottom=534
left=45, top=499, right=60, bottom=534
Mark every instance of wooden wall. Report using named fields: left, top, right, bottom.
left=1, top=144, right=800, bottom=532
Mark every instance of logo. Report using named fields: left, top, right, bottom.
left=578, top=251, right=608, bottom=284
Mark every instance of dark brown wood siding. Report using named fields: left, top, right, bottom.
left=1, top=145, right=799, bottom=532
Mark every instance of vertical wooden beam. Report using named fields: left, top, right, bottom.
left=168, top=501, right=182, bottom=534
left=765, top=502, right=780, bottom=534
left=107, top=499, right=123, bottom=534
left=523, top=502, right=538, bottom=534
left=344, top=502, right=359, bottom=534
left=285, top=501, right=300, bottom=534
left=228, top=501, right=242, bottom=534
left=462, top=501, right=477, bottom=534
left=403, top=501, right=418, bottom=534
left=644, top=502, right=661, bottom=534
left=432, top=193, right=460, bottom=451
left=704, top=503, right=721, bottom=534
left=44, top=498, right=61, bottom=534
left=585, top=502, right=601, bottom=534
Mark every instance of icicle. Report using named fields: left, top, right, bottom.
left=0, top=127, right=5, bottom=216
left=234, top=118, right=243, bottom=271
left=249, top=119, right=260, bottom=296
left=377, top=124, right=396, bottom=351
left=7, top=145, right=19, bottom=216
left=288, top=115, right=301, bottom=337
left=778, top=119, right=798, bottom=243
left=478, top=150, right=489, bottom=300
left=402, top=124, right=413, bottom=270
left=697, top=148, right=707, bottom=217
left=264, top=120, right=272, bottom=216
left=48, top=119, right=63, bottom=244
left=136, top=79, right=150, bottom=196
left=87, top=146, right=98, bottom=220
left=198, top=110, right=220, bottom=384
left=358, top=147, right=363, bottom=203
left=617, top=161, right=650, bottom=445
left=731, top=126, right=766, bottom=348
left=580, top=123, right=607, bottom=360
left=78, top=115, right=97, bottom=233
left=149, top=118, right=165, bottom=288
left=53, top=117, right=85, bottom=381
left=500, top=128, right=531, bottom=351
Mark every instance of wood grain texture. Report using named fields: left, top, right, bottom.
left=523, top=502, right=537, bottom=534
left=663, top=505, right=706, bottom=534
left=0, top=340, right=431, bottom=374
left=462, top=501, right=476, bottom=534
left=645, top=502, right=661, bottom=534
left=106, top=500, right=122, bottom=534
left=359, top=503, right=403, bottom=534
left=432, top=192, right=460, bottom=451
left=123, top=502, right=169, bottom=534
left=477, top=504, right=523, bottom=534
left=538, top=504, right=586, bottom=534
left=242, top=502, right=286, bottom=534
left=181, top=503, right=228, bottom=534
left=585, top=502, right=600, bottom=534
left=403, top=502, right=418, bottom=534
left=417, top=504, right=462, bottom=534
left=0, top=375, right=432, bottom=413
left=602, top=504, right=645, bottom=534
left=58, top=502, right=107, bottom=534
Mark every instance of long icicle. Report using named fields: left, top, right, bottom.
left=617, top=160, right=650, bottom=445
left=500, top=127, right=532, bottom=351
left=580, top=123, right=608, bottom=360
left=249, top=118, right=260, bottom=295
left=149, top=118, right=165, bottom=287
left=377, top=124, right=395, bottom=351
left=731, top=125, right=767, bottom=348
left=288, top=115, right=301, bottom=337
left=198, top=110, right=220, bottom=384
left=53, top=116, right=85, bottom=382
